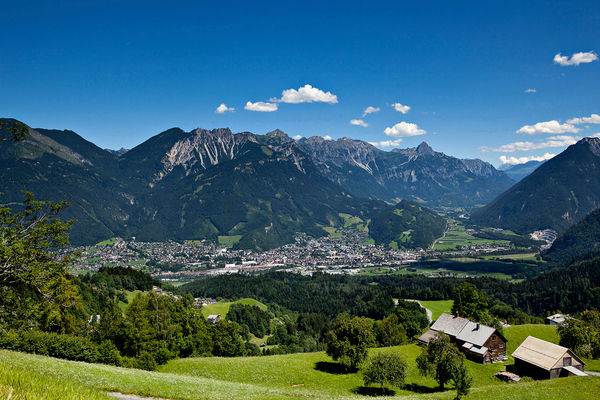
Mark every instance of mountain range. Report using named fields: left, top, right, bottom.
left=297, top=137, right=514, bottom=207
left=499, top=160, right=544, bottom=182
left=471, top=137, right=600, bottom=235
left=1, top=118, right=513, bottom=249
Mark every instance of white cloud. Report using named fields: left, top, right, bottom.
left=369, top=139, right=403, bottom=148
left=215, top=103, right=235, bottom=114
left=591, top=133, right=600, bottom=138
left=384, top=122, right=426, bottom=137
left=516, top=120, right=580, bottom=135
left=244, top=101, right=278, bottom=112
left=481, top=135, right=579, bottom=152
left=293, top=135, right=304, bottom=141
left=524, top=88, right=537, bottom=93
left=499, top=153, right=555, bottom=166
left=322, top=135, right=333, bottom=140
left=567, top=113, right=600, bottom=125
left=391, top=103, right=411, bottom=114
left=273, top=84, right=338, bottom=104
left=362, top=106, right=380, bottom=117
left=553, top=51, right=598, bottom=66
left=350, top=119, right=368, bottom=127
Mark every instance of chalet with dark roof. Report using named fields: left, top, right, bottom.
left=418, top=313, right=507, bottom=364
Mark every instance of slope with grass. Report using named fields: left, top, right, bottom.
left=200, top=298, right=268, bottom=318
left=2, top=333, right=600, bottom=400
left=419, top=300, right=453, bottom=321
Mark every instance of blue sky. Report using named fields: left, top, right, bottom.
left=1, top=0, right=599, bottom=166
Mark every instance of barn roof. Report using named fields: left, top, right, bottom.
left=455, top=321, right=497, bottom=347
left=417, top=328, right=438, bottom=345
left=512, top=336, right=582, bottom=370
left=430, top=313, right=469, bottom=337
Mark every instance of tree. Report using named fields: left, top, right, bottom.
left=451, top=282, right=490, bottom=323
left=374, top=313, right=407, bottom=346
left=558, top=311, right=600, bottom=359
left=452, top=364, right=472, bottom=399
left=416, top=333, right=465, bottom=389
left=211, top=320, right=246, bottom=357
left=0, top=192, right=81, bottom=333
left=362, top=352, right=407, bottom=389
left=326, top=315, right=375, bottom=369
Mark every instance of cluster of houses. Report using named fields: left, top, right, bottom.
left=152, top=285, right=183, bottom=301
left=419, top=313, right=587, bottom=379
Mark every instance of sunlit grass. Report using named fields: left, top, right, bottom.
left=200, top=298, right=267, bottom=318
left=419, top=300, right=453, bottom=321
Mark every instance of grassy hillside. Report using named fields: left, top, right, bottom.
left=200, top=298, right=268, bottom=318
left=2, top=324, right=600, bottom=399
left=419, top=300, right=453, bottom=321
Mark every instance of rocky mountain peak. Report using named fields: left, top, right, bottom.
left=416, top=141, right=435, bottom=156
left=192, top=127, right=233, bottom=139
left=581, top=136, right=600, bottom=157
left=154, top=127, right=254, bottom=182
left=265, top=129, right=294, bottom=146
left=304, top=136, right=326, bottom=144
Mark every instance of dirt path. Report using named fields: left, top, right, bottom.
left=107, top=393, right=171, bottom=400
left=405, top=299, right=433, bottom=322
left=430, top=224, right=449, bottom=250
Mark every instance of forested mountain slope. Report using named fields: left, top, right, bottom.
left=471, top=137, right=600, bottom=234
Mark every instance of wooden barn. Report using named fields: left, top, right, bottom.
left=418, top=313, right=507, bottom=364
left=512, top=336, right=586, bottom=379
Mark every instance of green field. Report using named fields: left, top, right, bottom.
left=218, top=235, right=243, bottom=247
left=116, top=290, right=143, bottom=313
left=432, top=230, right=509, bottom=251
left=338, top=213, right=364, bottom=229
left=95, top=237, right=116, bottom=246
left=483, top=253, right=538, bottom=260
left=419, top=300, right=453, bottom=321
left=2, top=324, right=600, bottom=399
left=322, top=226, right=343, bottom=237
left=200, top=298, right=268, bottom=318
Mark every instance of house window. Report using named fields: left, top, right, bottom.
left=563, top=357, right=572, bottom=367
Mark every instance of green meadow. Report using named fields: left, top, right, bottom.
left=432, top=230, right=509, bottom=251
left=2, top=324, right=599, bottom=399
left=95, top=237, right=117, bottom=246
left=217, top=235, right=243, bottom=247
left=419, top=300, right=453, bottom=320
left=200, top=298, right=268, bottom=318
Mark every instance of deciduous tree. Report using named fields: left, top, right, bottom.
left=451, top=282, right=490, bottom=323
left=326, top=315, right=375, bottom=369
left=0, top=192, right=81, bottom=333
left=416, top=333, right=466, bottom=390
left=362, top=351, right=407, bottom=389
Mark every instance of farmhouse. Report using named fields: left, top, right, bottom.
left=546, top=313, right=567, bottom=326
left=418, top=313, right=507, bottom=363
left=207, top=314, right=221, bottom=324
left=512, top=336, right=586, bottom=379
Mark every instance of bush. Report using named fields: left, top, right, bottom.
left=0, top=330, right=101, bottom=364
left=97, top=340, right=122, bottom=366
left=135, top=351, right=158, bottom=371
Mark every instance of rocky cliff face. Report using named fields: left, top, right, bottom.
left=156, top=128, right=256, bottom=181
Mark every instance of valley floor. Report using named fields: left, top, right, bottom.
left=2, top=325, right=599, bottom=399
